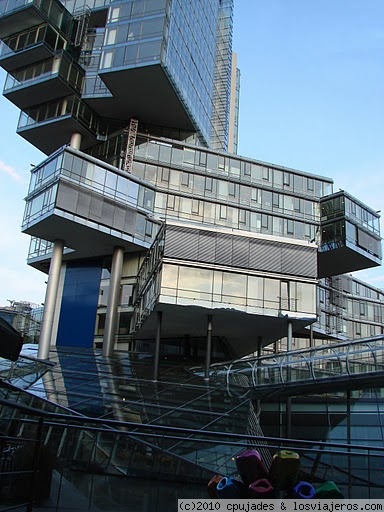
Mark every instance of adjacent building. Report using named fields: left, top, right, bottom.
left=0, top=300, right=43, bottom=342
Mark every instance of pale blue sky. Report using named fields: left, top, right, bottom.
left=0, top=0, right=383, bottom=306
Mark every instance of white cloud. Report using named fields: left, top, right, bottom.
left=0, top=159, right=24, bottom=183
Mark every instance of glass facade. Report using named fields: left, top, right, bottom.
left=132, top=134, right=330, bottom=241
left=23, top=147, right=159, bottom=247
left=132, top=223, right=317, bottom=339
left=210, top=0, right=233, bottom=150
left=100, top=7, right=165, bottom=70
left=319, top=192, right=382, bottom=278
left=164, top=0, right=218, bottom=145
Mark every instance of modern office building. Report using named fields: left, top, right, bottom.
left=0, top=0, right=382, bottom=362
left=0, top=0, right=384, bottom=503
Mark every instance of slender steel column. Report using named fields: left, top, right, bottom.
left=152, top=311, right=163, bottom=381
left=70, top=132, right=82, bottom=150
left=204, top=315, right=213, bottom=381
left=347, top=389, right=352, bottom=497
left=257, top=336, right=262, bottom=359
left=102, top=246, right=124, bottom=357
left=286, top=396, right=292, bottom=439
left=287, top=320, right=293, bottom=353
left=38, top=239, right=64, bottom=360
left=286, top=320, right=293, bottom=438
left=256, top=336, right=262, bottom=414
left=310, top=323, right=314, bottom=348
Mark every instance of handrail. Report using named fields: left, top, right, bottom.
left=1, top=395, right=384, bottom=455
left=194, top=334, right=384, bottom=396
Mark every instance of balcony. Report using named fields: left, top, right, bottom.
left=0, top=23, right=66, bottom=72
left=17, top=94, right=108, bottom=154
left=0, top=0, right=74, bottom=39
left=318, top=191, right=382, bottom=278
left=21, top=147, right=158, bottom=265
left=3, top=50, right=84, bottom=108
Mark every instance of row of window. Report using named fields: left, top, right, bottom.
left=4, top=53, right=84, bottom=94
left=100, top=38, right=162, bottom=69
left=132, top=160, right=320, bottom=220
left=30, top=150, right=318, bottom=242
left=317, top=311, right=383, bottom=339
left=104, top=16, right=165, bottom=45
left=157, top=264, right=316, bottom=314
left=135, top=137, right=332, bottom=197
left=3, top=23, right=66, bottom=54
left=155, top=192, right=317, bottom=240
left=321, top=195, right=380, bottom=235
left=23, top=184, right=58, bottom=227
left=107, top=0, right=167, bottom=24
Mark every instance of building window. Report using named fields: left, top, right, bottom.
left=118, top=312, right=132, bottom=334
left=181, top=172, right=189, bottom=187
left=96, top=314, right=106, bottom=335
left=359, top=302, right=367, bottom=316
left=161, top=167, right=169, bottom=182
left=262, top=167, right=270, bottom=181
left=121, top=284, right=134, bottom=306
left=251, top=188, right=259, bottom=202
left=243, top=162, right=251, bottom=176
left=145, top=221, right=152, bottom=237
left=205, top=177, right=213, bottom=192
left=192, top=199, right=200, bottom=215
left=261, top=214, right=269, bottom=230
left=167, top=195, right=175, bottom=210
left=272, top=192, right=280, bottom=207
left=229, top=182, right=236, bottom=197
left=199, top=152, right=207, bottom=166
left=284, top=172, right=291, bottom=186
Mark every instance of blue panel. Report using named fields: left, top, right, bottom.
left=56, top=261, right=102, bottom=348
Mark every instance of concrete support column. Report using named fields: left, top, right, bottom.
left=70, top=132, right=82, bottom=150
left=204, top=315, right=213, bottom=381
left=152, top=311, right=163, bottom=381
left=102, top=246, right=124, bottom=357
left=38, top=240, right=64, bottom=360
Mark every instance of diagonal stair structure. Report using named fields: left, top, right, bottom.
left=0, top=346, right=267, bottom=482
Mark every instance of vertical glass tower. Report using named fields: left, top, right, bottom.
left=0, top=0, right=235, bottom=153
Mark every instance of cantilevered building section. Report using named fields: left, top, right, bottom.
left=0, top=0, right=382, bottom=364
left=0, top=0, right=236, bottom=152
